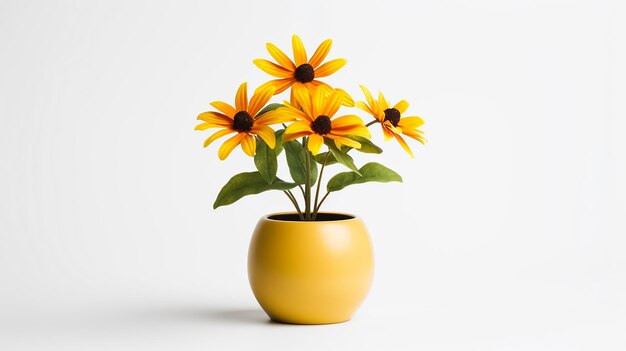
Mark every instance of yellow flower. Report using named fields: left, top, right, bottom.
left=195, top=83, right=294, bottom=160
left=278, top=85, right=371, bottom=155
left=253, top=34, right=347, bottom=95
left=356, top=85, right=425, bottom=157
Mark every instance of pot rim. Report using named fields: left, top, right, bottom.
left=263, top=212, right=359, bottom=223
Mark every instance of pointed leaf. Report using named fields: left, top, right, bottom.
left=213, top=172, right=296, bottom=209
left=315, top=136, right=381, bottom=164
left=254, top=137, right=277, bottom=184
left=255, top=103, right=284, bottom=118
left=314, top=151, right=338, bottom=165
left=274, top=129, right=285, bottom=155
left=326, top=138, right=361, bottom=175
left=326, top=162, right=402, bottom=192
left=284, top=140, right=318, bottom=185
left=348, top=136, right=383, bottom=154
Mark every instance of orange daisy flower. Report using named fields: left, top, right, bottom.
left=253, top=34, right=347, bottom=95
left=195, top=83, right=294, bottom=160
left=278, top=85, right=371, bottom=155
left=356, top=85, right=426, bottom=157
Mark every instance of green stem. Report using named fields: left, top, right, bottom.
left=365, top=120, right=379, bottom=127
left=314, top=191, right=331, bottom=214
left=303, top=137, right=311, bottom=220
left=312, top=150, right=330, bottom=221
left=283, top=190, right=304, bottom=221
left=297, top=184, right=305, bottom=198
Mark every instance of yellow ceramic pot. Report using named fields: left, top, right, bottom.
left=248, top=212, right=374, bottom=324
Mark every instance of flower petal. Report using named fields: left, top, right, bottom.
left=282, top=131, right=311, bottom=142
left=331, top=115, right=364, bottom=129
left=195, top=122, right=228, bottom=130
left=359, top=85, right=379, bottom=117
left=292, top=34, right=307, bottom=66
left=251, top=125, right=276, bottom=149
left=258, top=78, right=294, bottom=95
left=378, top=91, right=389, bottom=110
left=203, top=128, right=235, bottom=148
left=292, top=84, right=313, bottom=118
left=381, top=124, right=395, bottom=141
left=253, top=59, right=294, bottom=78
left=241, top=134, right=256, bottom=157
left=327, top=134, right=361, bottom=149
left=402, top=128, right=426, bottom=143
left=355, top=101, right=379, bottom=120
left=314, top=58, right=346, bottom=78
left=218, top=132, right=246, bottom=160
left=398, top=116, right=425, bottom=129
left=256, top=107, right=299, bottom=125
left=312, top=86, right=326, bottom=118
left=308, top=39, right=332, bottom=68
left=384, top=120, right=402, bottom=134
left=330, top=115, right=371, bottom=138
left=330, top=117, right=371, bottom=138
left=307, top=134, right=324, bottom=155
left=210, top=101, right=236, bottom=118
left=309, top=80, right=333, bottom=92
left=393, top=100, right=410, bottom=114
left=235, top=82, right=248, bottom=112
left=266, top=42, right=295, bottom=70
left=284, top=120, right=313, bottom=136
left=393, top=132, right=414, bottom=157
left=197, top=111, right=232, bottom=126
left=334, top=88, right=354, bottom=107
left=331, top=125, right=372, bottom=138
left=195, top=123, right=211, bottom=131
left=248, top=86, right=276, bottom=117
left=275, top=102, right=313, bottom=122
left=323, top=89, right=345, bottom=117
left=308, top=81, right=337, bottom=109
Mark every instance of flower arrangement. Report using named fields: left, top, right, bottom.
left=196, top=35, right=425, bottom=221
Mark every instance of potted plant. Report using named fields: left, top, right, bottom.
left=195, top=35, right=426, bottom=324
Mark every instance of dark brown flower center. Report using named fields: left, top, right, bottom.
left=232, top=111, right=254, bottom=132
left=294, top=63, right=315, bottom=83
left=383, top=108, right=401, bottom=127
left=311, top=115, right=331, bottom=135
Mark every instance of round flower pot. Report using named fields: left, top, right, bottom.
left=248, top=212, right=374, bottom=324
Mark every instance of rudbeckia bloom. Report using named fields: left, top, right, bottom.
left=356, top=85, right=425, bottom=157
left=279, top=85, right=371, bottom=155
left=253, top=34, right=347, bottom=95
left=195, top=83, right=294, bottom=160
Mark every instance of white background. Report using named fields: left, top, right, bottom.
left=1, top=0, right=625, bottom=349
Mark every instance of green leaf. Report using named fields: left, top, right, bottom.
left=335, top=136, right=383, bottom=154
left=314, top=137, right=381, bottom=165
left=348, top=136, right=383, bottom=154
left=254, top=137, right=277, bottom=184
left=255, top=103, right=284, bottom=118
left=326, top=162, right=402, bottom=192
left=213, top=172, right=296, bottom=209
left=314, top=151, right=338, bottom=165
left=284, top=140, right=318, bottom=185
left=326, top=139, right=361, bottom=175
left=274, top=129, right=285, bottom=156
